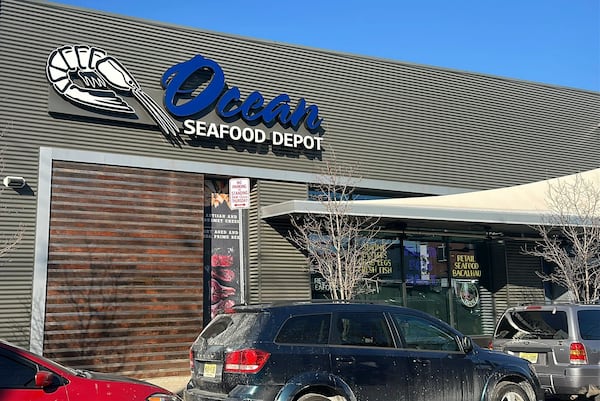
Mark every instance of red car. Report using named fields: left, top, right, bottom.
left=0, top=340, right=180, bottom=401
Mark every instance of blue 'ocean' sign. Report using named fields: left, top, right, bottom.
left=161, top=55, right=323, bottom=131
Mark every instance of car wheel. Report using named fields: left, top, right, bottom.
left=492, top=382, right=530, bottom=401
left=296, top=393, right=333, bottom=401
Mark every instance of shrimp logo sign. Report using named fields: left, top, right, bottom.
left=46, top=45, right=179, bottom=137
left=46, top=46, right=324, bottom=151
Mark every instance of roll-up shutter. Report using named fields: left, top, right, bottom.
left=43, top=161, right=203, bottom=377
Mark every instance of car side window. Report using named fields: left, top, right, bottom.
left=0, top=354, right=37, bottom=388
left=333, top=312, right=394, bottom=347
left=392, top=314, right=460, bottom=352
left=578, top=310, right=600, bottom=340
left=275, top=313, right=331, bottom=345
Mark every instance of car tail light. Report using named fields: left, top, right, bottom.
left=189, top=348, right=194, bottom=371
left=570, top=342, right=588, bottom=364
left=487, top=340, right=493, bottom=350
left=224, top=349, right=270, bottom=373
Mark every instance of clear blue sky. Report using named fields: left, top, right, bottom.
left=54, top=0, right=599, bottom=92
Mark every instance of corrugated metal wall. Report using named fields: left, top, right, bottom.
left=0, top=181, right=33, bottom=346
left=0, top=0, right=599, bottom=354
left=249, top=180, right=309, bottom=303
left=478, top=241, right=509, bottom=335
left=504, top=241, right=546, bottom=306
left=43, top=161, right=203, bottom=377
left=1, top=0, right=599, bottom=191
left=488, top=240, right=545, bottom=319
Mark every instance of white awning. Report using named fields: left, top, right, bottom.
left=261, top=168, right=600, bottom=229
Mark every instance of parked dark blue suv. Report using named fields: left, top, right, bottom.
left=183, top=302, right=543, bottom=401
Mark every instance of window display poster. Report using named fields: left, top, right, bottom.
left=404, top=241, right=447, bottom=285
left=204, top=180, right=243, bottom=319
left=450, top=245, right=481, bottom=308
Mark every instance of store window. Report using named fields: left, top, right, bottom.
left=307, top=230, right=487, bottom=336
left=448, top=241, right=484, bottom=335
left=404, top=239, right=450, bottom=322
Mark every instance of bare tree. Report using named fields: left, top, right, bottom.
left=0, top=123, right=24, bottom=262
left=289, top=152, right=389, bottom=300
left=523, top=173, right=600, bottom=304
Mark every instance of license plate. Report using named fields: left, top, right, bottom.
left=203, top=363, right=217, bottom=378
left=519, top=352, right=538, bottom=363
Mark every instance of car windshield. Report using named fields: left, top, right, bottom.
left=495, top=310, right=569, bottom=340
left=578, top=310, right=600, bottom=340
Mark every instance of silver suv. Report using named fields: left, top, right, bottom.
left=491, top=304, right=600, bottom=400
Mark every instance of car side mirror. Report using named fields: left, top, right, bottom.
left=34, top=371, right=55, bottom=388
left=460, top=336, right=474, bottom=353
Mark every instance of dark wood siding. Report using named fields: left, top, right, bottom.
left=43, top=161, right=203, bottom=377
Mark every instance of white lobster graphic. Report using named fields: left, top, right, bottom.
left=46, top=45, right=179, bottom=137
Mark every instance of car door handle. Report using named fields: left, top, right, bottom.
left=335, top=356, right=355, bottom=365
left=412, top=358, right=431, bottom=367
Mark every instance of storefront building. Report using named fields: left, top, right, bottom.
left=1, top=0, right=599, bottom=377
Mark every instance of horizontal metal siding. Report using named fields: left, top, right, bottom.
left=478, top=287, right=495, bottom=336
left=0, top=0, right=598, bottom=193
left=249, top=180, right=309, bottom=303
left=248, top=183, right=261, bottom=302
left=43, top=161, right=203, bottom=377
left=0, top=142, right=37, bottom=347
left=0, top=0, right=599, bottom=349
left=505, top=241, right=545, bottom=307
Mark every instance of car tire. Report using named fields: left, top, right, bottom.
left=492, top=382, right=530, bottom=401
left=296, top=393, right=333, bottom=401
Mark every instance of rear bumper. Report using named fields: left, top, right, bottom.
left=538, top=365, right=600, bottom=396
left=182, top=387, right=227, bottom=401
left=183, top=384, right=282, bottom=401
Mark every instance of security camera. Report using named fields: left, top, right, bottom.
left=3, top=176, right=26, bottom=189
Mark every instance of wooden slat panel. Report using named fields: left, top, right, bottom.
left=43, top=161, right=204, bottom=377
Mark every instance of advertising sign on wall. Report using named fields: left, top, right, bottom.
left=204, top=180, right=244, bottom=318
left=404, top=241, right=447, bottom=285
left=45, top=45, right=325, bottom=153
left=450, top=247, right=481, bottom=308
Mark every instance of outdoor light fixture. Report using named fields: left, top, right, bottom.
left=3, top=176, right=26, bottom=189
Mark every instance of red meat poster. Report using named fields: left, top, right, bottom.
left=204, top=180, right=244, bottom=318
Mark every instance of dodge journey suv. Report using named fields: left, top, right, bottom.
left=183, top=301, right=543, bottom=401
left=491, top=303, right=600, bottom=400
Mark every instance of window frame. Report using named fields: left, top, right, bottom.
left=274, top=313, right=332, bottom=345
left=0, top=351, right=40, bottom=389
left=391, top=312, right=461, bottom=352
left=330, top=312, right=396, bottom=348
